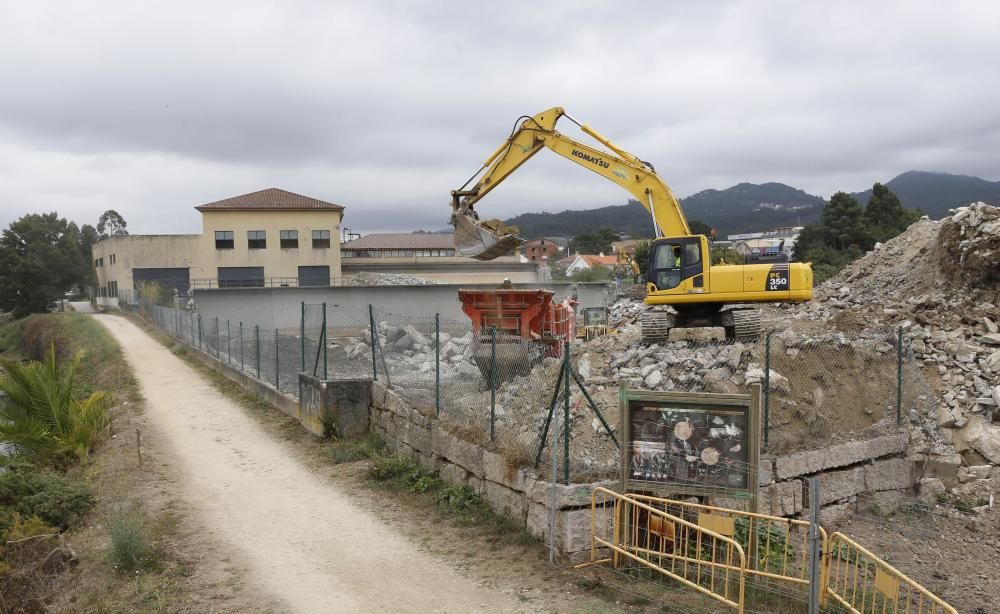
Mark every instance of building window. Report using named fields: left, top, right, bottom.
left=280, top=230, right=299, bottom=249
left=247, top=230, right=266, bottom=249
left=384, top=249, right=414, bottom=258
left=215, top=231, right=235, bottom=249
left=312, top=229, right=330, bottom=248
left=109, top=254, right=116, bottom=264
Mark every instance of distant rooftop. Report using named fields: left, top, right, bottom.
left=195, top=188, right=344, bottom=212
left=341, top=233, right=456, bottom=250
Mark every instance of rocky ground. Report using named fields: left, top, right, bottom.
left=348, top=272, right=443, bottom=285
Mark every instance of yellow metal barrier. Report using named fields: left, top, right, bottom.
left=582, top=487, right=748, bottom=612
left=627, top=493, right=824, bottom=592
left=578, top=490, right=957, bottom=613
left=824, top=532, right=958, bottom=614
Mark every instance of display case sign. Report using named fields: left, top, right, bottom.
left=620, top=386, right=761, bottom=500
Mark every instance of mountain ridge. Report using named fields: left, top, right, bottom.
left=502, top=171, right=999, bottom=239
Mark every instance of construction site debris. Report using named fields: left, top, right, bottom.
left=349, top=272, right=443, bottom=286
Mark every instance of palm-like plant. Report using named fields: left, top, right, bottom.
left=0, top=346, right=111, bottom=465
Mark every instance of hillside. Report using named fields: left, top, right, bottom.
left=681, top=182, right=825, bottom=235
left=504, top=171, right=1000, bottom=240
left=851, top=171, right=1000, bottom=219
left=504, top=183, right=824, bottom=239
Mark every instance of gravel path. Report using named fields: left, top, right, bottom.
left=94, top=314, right=520, bottom=613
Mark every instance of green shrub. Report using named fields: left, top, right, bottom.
left=0, top=471, right=93, bottom=530
left=328, top=433, right=384, bottom=464
left=107, top=503, right=155, bottom=572
left=0, top=346, right=112, bottom=465
left=19, top=316, right=70, bottom=362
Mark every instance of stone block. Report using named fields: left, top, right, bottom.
left=773, top=434, right=908, bottom=479
left=817, top=501, right=855, bottom=525
left=526, top=501, right=549, bottom=539
left=439, top=462, right=469, bottom=485
left=818, top=466, right=866, bottom=505
left=449, top=438, right=484, bottom=477
left=483, top=480, right=527, bottom=522
left=468, top=476, right=484, bottom=495
left=758, top=458, right=774, bottom=486
left=864, top=458, right=916, bottom=492
left=527, top=479, right=618, bottom=509
left=483, top=451, right=507, bottom=485
left=759, top=480, right=803, bottom=516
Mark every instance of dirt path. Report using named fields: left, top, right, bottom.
left=94, top=315, right=522, bottom=613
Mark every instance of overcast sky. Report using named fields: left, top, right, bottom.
left=1, top=1, right=998, bottom=235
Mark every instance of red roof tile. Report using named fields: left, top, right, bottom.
left=195, top=188, right=344, bottom=212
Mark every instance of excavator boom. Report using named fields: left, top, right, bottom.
left=450, top=107, right=689, bottom=259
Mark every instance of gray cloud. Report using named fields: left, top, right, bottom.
left=1, top=0, right=998, bottom=235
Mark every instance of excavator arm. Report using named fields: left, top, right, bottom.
left=450, top=107, right=690, bottom=260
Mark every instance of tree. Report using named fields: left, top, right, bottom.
left=632, top=240, right=651, bottom=272
left=568, top=227, right=618, bottom=255
left=864, top=183, right=919, bottom=243
left=0, top=213, right=90, bottom=317
left=688, top=219, right=713, bottom=237
left=821, top=192, right=864, bottom=250
left=96, top=210, right=128, bottom=238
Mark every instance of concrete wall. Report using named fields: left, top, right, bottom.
left=192, top=282, right=617, bottom=330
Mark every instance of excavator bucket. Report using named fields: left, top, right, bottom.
left=452, top=213, right=523, bottom=261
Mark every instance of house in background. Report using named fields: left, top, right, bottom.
left=92, top=188, right=344, bottom=305
left=611, top=239, right=644, bottom=258
left=560, top=253, right=618, bottom=276
left=521, top=237, right=563, bottom=263
left=340, top=233, right=538, bottom=284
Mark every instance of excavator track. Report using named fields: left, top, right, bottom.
left=727, top=308, right=763, bottom=340
left=641, top=311, right=674, bottom=344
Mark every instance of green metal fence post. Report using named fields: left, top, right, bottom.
left=896, top=327, right=903, bottom=425
left=255, top=324, right=261, bottom=378
left=763, top=331, right=772, bottom=452
left=563, top=340, right=571, bottom=486
left=322, top=302, right=328, bottom=380
left=435, top=313, right=441, bottom=416
left=490, top=326, right=497, bottom=442
left=226, top=319, right=231, bottom=365
left=197, top=314, right=203, bottom=351
left=369, top=304, right=378, bottom=380
left=300, top=302, right=306, bottom=372
left=239, top=322, right=244, bottom=370
left=275, top=328, right=280, bottom=388
left=216, top=317, right=220, bottom=358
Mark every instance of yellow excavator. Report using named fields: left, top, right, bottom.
left=450, top=107, right=813, bottom=341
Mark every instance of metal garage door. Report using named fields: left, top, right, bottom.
left=298, top=265, right=330, bottom=287
left=218, top=267, right=265, bottom=288
left=133, top=268, right=190, bottom=293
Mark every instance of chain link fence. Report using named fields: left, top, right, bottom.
left=137, top=299, right=933, bottom=483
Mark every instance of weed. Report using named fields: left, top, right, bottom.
left=328, top=433, right=384, bottom=464
left=107, top=503, right=157, bottom=573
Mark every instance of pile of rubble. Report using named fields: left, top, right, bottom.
left=348, top=272, right=443, bottom=286
left=772, top=203, right=1000, bottom=488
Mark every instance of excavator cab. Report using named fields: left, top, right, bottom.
left=647, top=237, right=707, bottom=293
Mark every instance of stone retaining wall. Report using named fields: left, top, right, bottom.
left=372, top=378, right=920, bottom=555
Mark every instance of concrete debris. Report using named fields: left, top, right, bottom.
left=349, top=272, right=443, bottom=286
